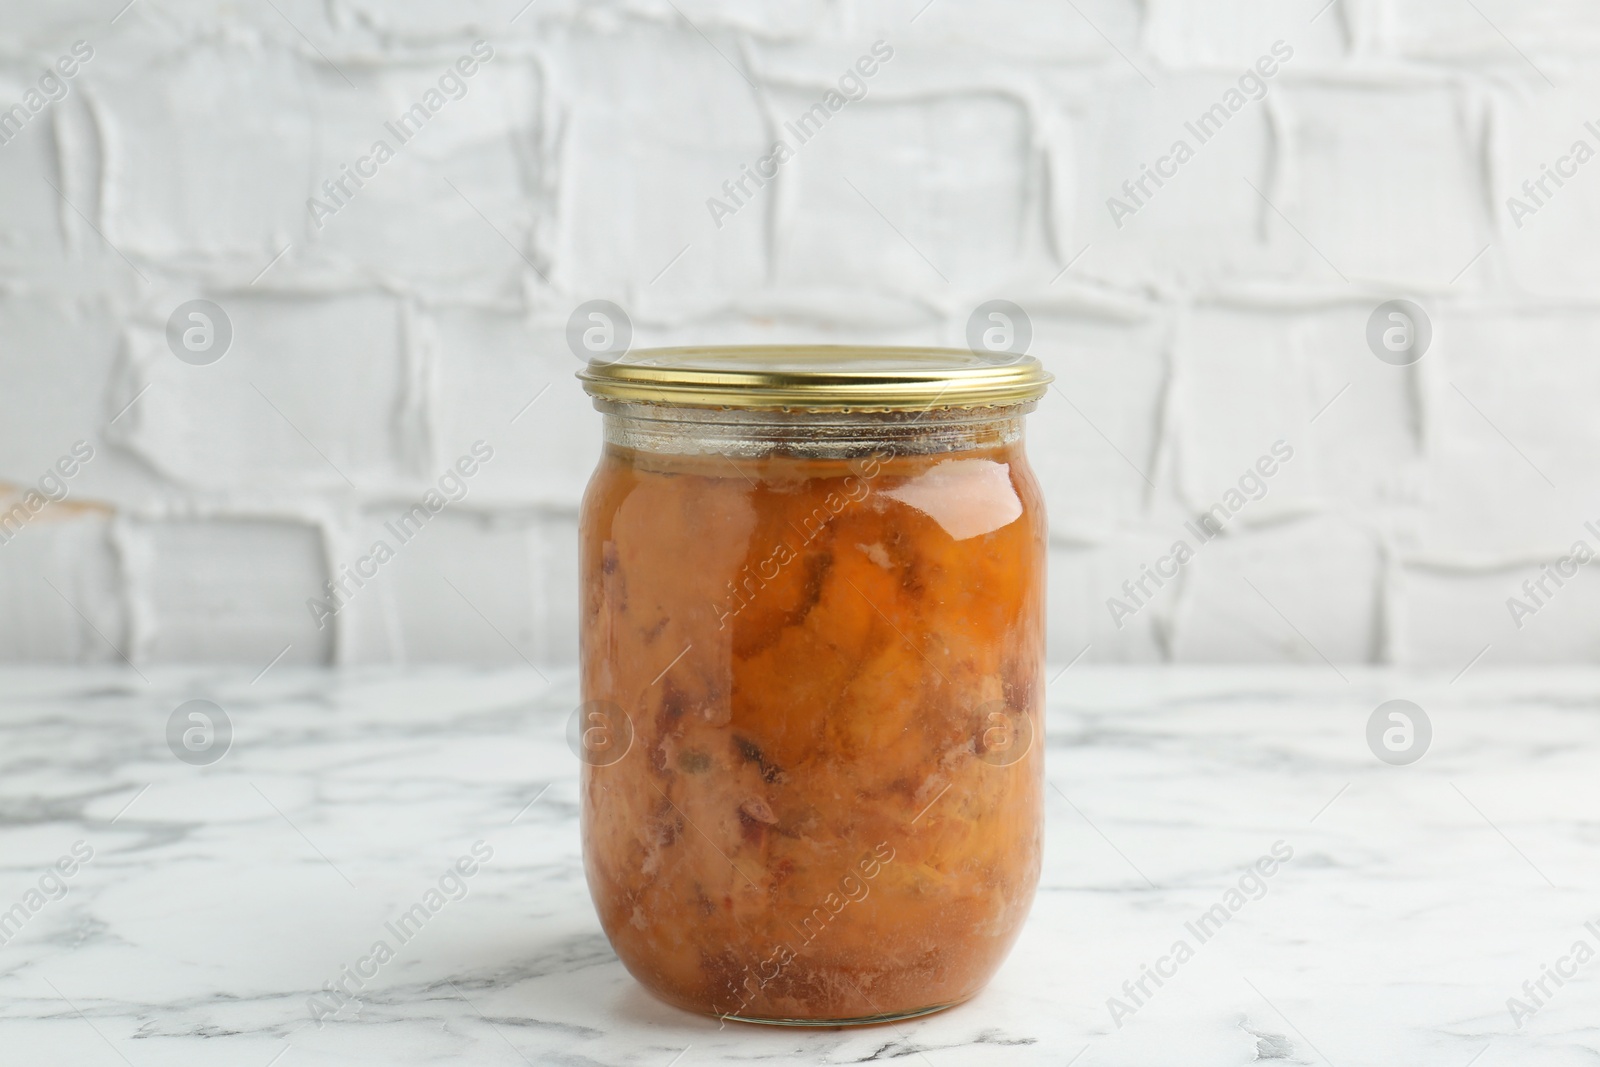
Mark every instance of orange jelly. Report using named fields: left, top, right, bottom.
left=576, top=348, right=1049, bottom=1024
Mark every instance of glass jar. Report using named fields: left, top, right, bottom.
left=575, top=347, right=1050, bottom=1025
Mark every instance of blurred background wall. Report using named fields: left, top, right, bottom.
left=1, top=0, right=1593, bottom=671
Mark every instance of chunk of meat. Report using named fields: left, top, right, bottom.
left=580, top=439, right=1045, bottom=1022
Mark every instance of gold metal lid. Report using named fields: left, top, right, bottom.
left=577, top=345, right=1051, bottom=411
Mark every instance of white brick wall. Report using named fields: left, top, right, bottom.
left=0, top=0, right=1592, bottom=672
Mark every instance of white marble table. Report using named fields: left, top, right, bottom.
left=2, top=666, right=1596, bottom=1066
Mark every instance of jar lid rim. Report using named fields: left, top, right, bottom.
left=577, top=345, right=1052, bottom=411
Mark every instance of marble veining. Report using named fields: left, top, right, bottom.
left=1, top=666, right=1597, bottom=1065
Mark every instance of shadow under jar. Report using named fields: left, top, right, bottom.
left=576, top=347, right=1051, bottom=1026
